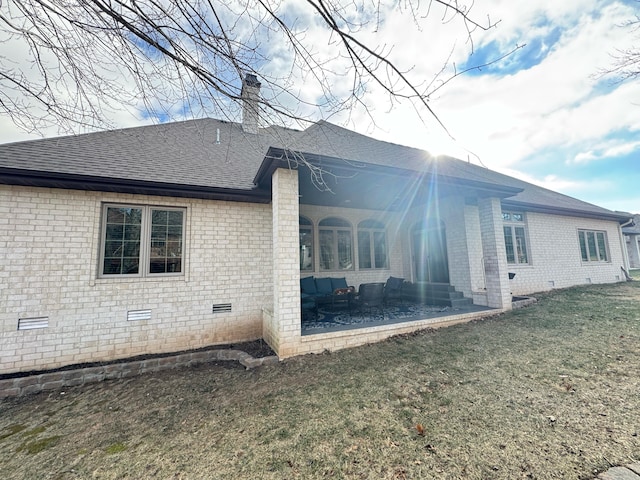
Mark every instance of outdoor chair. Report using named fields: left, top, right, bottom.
left=353, top=282, right=385, bottom=316
left=383, top=276, right=405, bottom=306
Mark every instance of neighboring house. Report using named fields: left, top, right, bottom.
left=0, top=76, right=632, bottom=375
left=622, top=214, right=640, bottom=268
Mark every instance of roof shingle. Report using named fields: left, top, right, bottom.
left=0, top=117, right=629, bottom=222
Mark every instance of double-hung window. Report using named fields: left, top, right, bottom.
left=357, top=220, right=388, bottom=269
left=101, top=204, right=185, bottom=277
left=502, top=211, right=529, bottom=265
left=318, top=217, right=353, bottom=271
left=578, top=230, right=609, bottom=262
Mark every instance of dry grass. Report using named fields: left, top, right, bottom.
left=1, top=280, right=640, bottom=479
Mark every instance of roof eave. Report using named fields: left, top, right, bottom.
left=256, top=148, right=524, bottom=198
left=253, top=147, right=301, bottom=188
left=0, top=168, right=271, bottom=203
left=502, top=199, right=632, bottom=224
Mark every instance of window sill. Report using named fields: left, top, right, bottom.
left=94, top=274, right=185, bottom=284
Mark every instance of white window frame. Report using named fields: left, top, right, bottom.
left=578, top=229, right=610, bottom=263
left=357, top=220, right=389, bottom=270
left=318, top=217, right=354, bottom=271
left=99, top=203, right=186, bottom=278
left=502, top=211, right=530, bottom=265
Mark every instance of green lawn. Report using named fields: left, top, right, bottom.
left=1, top=280, right=640, bottom=479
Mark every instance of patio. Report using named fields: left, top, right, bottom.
left=301, top=300, right=494, bottom=335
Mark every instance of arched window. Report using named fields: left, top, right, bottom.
left=358, top=220, right=388, bottom=269
left=318, top=217, right=353, bottom=271
left=299, top=216, right=313, bottom=271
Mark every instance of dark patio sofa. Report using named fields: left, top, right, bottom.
left=300, top=276, right=354, bottom=311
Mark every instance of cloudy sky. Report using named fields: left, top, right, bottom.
left=1, top=0, right=639, bottom=214
left=349, top=0, right=640, bottom=215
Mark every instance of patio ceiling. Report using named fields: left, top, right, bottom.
left=297, top=163, right=448, bottom=211
left=256, top=147, right=523, bottom=212
left=297, top=163, right=526, bottom=212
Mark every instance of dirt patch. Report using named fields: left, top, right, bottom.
left=230, top=339, right=276, bottom=358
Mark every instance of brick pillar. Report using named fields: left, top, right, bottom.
left=441, top=196, right=473, bottom=298
left=268, top=168, right=301, bottom=357
left=478, top=197, right=512, bottom=310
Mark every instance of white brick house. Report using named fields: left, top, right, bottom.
left=0, top=78, right=632, bottom=374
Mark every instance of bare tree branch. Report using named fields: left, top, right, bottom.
left=0, top=0, right=511, bottom=139
left=597, top=6, right=640, bottom=84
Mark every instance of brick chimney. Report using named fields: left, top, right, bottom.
left=241, top=73, right=261, bottom=134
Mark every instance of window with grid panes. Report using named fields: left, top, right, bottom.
left=502, top=211, right=529, bottom=265
left=357, top=219, right=388, bottom=269
left=101, top=204, right=185, bottom=277
left=318, top=217, right=353, bottom=271
left=578, top=229, right=609, bottom=263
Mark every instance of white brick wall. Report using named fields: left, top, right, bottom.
left=503, top=211, right=627, bottom=294
left=1, top=183, right=629, bottom=371
left=1, top=185, right=272, bottom=374
left=461, top=208, right=628, bottom=295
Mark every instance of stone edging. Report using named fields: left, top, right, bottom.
left=0, top=349, right=279, bottom=399
left=512, top=296, right=537, bottom=309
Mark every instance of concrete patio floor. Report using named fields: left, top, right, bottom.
left=301, top=302, right=496, bottom=336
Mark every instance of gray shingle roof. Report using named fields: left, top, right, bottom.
left=0, top=118, right=302, bottom=190
left=287, top=121, right=628, bottom=221
left=0, top=117, right=630, bottom=222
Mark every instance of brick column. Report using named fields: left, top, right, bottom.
left=441, top=196, right=473, bottom=298
left=268, top=168, right=301, bottom=357
left=478, top=197, right=512, bottom=310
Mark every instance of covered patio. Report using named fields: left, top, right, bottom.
left=260, top=141, right=521, bottom=358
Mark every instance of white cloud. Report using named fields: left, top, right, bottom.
left=602, top=140, right=640, bottom=158
left=571, top=139, right=640, bottom=164
left=572, top=151, right=598, bottom=164
left=374, top=0, right=640, bottom=171
left=496, top=167, right=601, bottom=193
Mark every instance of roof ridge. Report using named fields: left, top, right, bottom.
left=0, top=117, right=232, bottom=147
left=308, top=120, right=435, bottom=157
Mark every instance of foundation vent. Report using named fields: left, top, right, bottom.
left=18, top=316, right=49, bottom=330
left=127, top=309, right=152, bottom=322
left=212, top=303, right=232, bottom=314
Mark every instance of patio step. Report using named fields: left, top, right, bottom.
left=431, top=296, right=474, bottom=308
left=405, top=283, right=473, bottom=308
